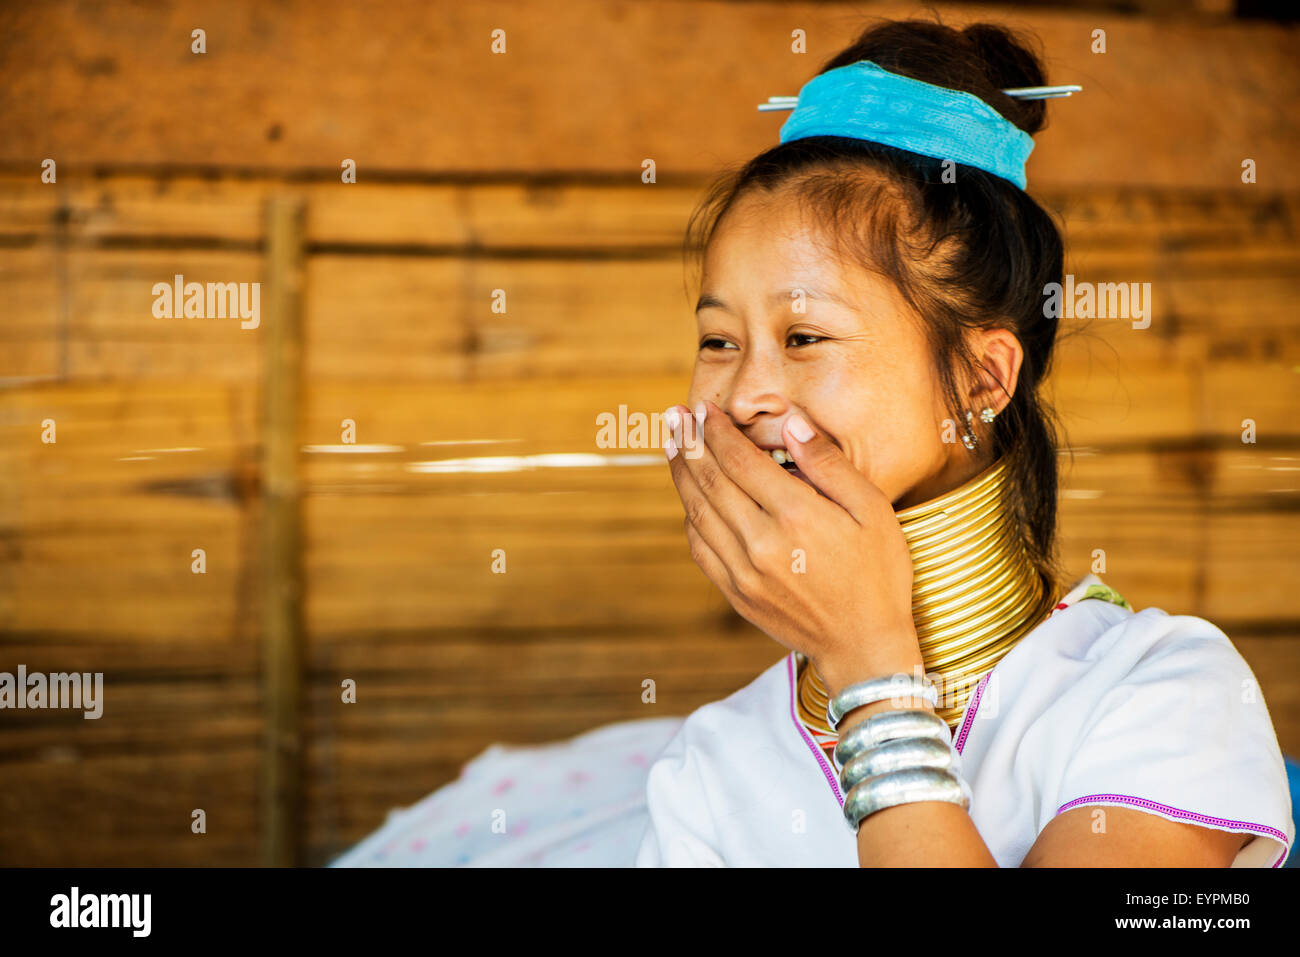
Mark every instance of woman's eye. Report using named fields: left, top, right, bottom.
left=788, top=333, right=824, bottom=347
left=700, top=338, right=738, bottom=351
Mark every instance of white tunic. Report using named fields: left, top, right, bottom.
left=329, top=575, right=1293, bottom=867
left=634, top=575, right=1294, bottom=867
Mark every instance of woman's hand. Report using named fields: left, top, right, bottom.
left=664, top=400, right=924, bottom=697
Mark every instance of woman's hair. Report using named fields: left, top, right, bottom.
left=683, top=17, right=1069, bottom=597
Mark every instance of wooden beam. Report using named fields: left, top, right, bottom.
left=0, top=1, right=1296, bottom=189
left=260, top=195, right=306, bottom=867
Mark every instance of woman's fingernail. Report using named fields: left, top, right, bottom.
left=663, top=408, right=681, bottom=432
left=665, top=438, right=679, bottom=461
left=694, top=402, right=707, bottom=425
left=787, top=414, right=814, bottom=443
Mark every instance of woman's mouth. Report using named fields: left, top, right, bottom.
left=755, top=443, right=817, bottom=491
left=768, top=448, right=799, bottom=471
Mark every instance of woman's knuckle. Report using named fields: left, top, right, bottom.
left=696, top=464, right=721, bottom=493
left=731, top=562, right=760, bottom=595
left=686, top=499, right=710, bottom=529
left=746, top=537, right=775, bottom=571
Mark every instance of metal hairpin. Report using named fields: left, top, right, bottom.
left=757, top=84, right=1082, bottom=111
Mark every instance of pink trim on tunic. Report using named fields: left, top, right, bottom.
left=1056, top=793, right=1291, bottom=868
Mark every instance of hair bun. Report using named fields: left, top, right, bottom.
left=819, top=18, right=1051, bottom=138
left=960, top=23, right=1048, bottom=135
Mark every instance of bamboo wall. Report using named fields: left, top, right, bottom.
left=1, top=1, right=1297, bottom=866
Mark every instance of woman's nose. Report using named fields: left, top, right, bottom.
left=720, top=351, right=789, bottom=425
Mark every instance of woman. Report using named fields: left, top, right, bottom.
left=331, top=18, right=1294, bottom=868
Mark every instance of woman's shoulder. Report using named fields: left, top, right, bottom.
left=1021, top=572, right=1245, bottom=675
left=640, top=652, right=827, bottom=819
left=637, top=652, right=858, bottom=866
left=984, top=572, right=1276, bottom=749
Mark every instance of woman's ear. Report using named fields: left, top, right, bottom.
left=966, top=327, right=1023, bottom=414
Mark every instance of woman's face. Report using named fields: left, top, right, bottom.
left=687, top=189, right=986, bottom=511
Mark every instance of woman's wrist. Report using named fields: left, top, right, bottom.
left=817, top=637, right=930, bottom=733
left=816, top=635, right=925, bottom=699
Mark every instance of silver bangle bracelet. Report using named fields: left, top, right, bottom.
left=833, top=708, right=952, bottom=769
left=839, top=735, right=960, bottom=792
left=843, top=767, right=972, bottom=834
left=827, top=674, right=937, bottom=730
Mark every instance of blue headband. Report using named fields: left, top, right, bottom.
left=777, top=60, right=1035, bottom=190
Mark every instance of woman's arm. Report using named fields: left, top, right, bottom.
left=834, top=690, right=999, bottom=867
left=825, top=650, right=998, bottom=867
left=1021, top=806, right=1249, bottom=867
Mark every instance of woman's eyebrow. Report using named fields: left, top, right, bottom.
left=695, top=286, right=857, bottom=313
